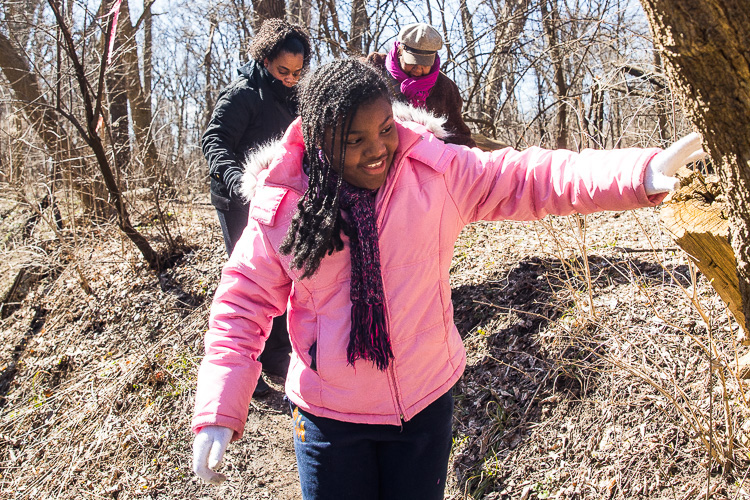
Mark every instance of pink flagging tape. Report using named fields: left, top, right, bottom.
left=105, top=0, right=122, bottom=65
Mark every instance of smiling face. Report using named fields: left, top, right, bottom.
left=264, top=51, right=304, bottom=87
left=323, top=96, right=399, bottom=191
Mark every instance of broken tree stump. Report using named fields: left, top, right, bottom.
left=659, top=167, right=749, bottom=346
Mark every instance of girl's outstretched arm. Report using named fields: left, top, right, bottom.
left=443, top=132, right=705, bottom=224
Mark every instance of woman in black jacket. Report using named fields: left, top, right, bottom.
left=202, top=19, right=311, bottom=396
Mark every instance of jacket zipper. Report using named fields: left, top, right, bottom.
left=378, top=135, right=423, bottom=425
left=388, top=358, right=405, bottom=426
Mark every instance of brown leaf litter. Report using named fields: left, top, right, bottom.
left=0, top=197, right=748, bottom=499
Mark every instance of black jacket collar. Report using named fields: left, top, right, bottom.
left=238, top=59, right=297, bottom=112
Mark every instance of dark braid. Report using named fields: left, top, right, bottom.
left=249, top=19, right=312, bottom=67
left=279, top=59, right=391, bottom=279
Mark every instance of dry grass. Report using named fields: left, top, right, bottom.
left=1, top=185, right=749, bottom=499
left=0, top=189, right=223, bottom=498
left=448, top=209, right=750, bottom=499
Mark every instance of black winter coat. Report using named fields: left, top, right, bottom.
left=203, top=60, right=298, bottom=211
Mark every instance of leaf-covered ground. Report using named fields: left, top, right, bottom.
left=0, top=192, right=748, bottom=499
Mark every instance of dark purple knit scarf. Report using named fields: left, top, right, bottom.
left=338, top=182, right=394, bottom=370
left=309, top=151, right=394, bottom=370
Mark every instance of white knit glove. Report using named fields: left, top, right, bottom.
left=192, top=425, right=234, bottom=485
left=644, top=132, right=707, bottom=195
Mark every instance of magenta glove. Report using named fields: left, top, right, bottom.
left=644, top=132, right=707, bottom=195
left=192, top=425, right=234, bottom=485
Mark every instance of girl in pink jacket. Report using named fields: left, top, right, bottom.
left=192, top=59, right=704, bottom=499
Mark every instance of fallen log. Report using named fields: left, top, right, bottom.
left=659, top=167, right=750, bottom=377
left=659, top=167, right=749, bottom=343
left=471, top=133, right=510, bottom=152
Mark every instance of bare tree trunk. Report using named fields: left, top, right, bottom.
left=252, top=0, right=285, bottom=30
left=583, top=81, right=605, bottom=147
left=203, top=17, right=217, bottom=129
left=541, top=0, right=569, bottom=150
left=348, top=0, right=368, bottom=55
left=102, top=0, right=131, bottom=177
left=483, top=0, right=530, bottom=135
left=654, top=51, right=670, bottom=140
left=459, top=0, right=478, bottom=78
left=229, top=0, right=253, bottom=57
left=288, top=0, right=311, bottom=25
left=437, top=1, right=453, bottom=62
left=5, top=0, right=44, bottom=50
left=319, top=0, right=345, bottom=58
left=105, top=53, right=131, bottom=175
left=117, top=0, right=160, bottom=185
left=640, top=0, right=750, bottom=333
left=46, top=0, right=160, bottom=270
left=143, top=3, right=152, bottom=106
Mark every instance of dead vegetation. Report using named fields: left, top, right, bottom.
left=448, top=211, right=750, bottom=499
left=0, top=186, right=749, bottom=499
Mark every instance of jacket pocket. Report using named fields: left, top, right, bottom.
left=210, top=191, right=232, bottom=211
left=308, top=340, right=318, bottom=372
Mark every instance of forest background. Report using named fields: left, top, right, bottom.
left=1, top=0, right=750, bottom=498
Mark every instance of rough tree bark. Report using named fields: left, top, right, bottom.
left=541, top=0, right=569, bottom=150
left=101, top=0, right=131, bottom=176
left=116, top=0, right=160, bottom=184
left=348, top=0, right=368, bottom=55
left=252, top=0, right=285, bottom=30
left=639, top=1, right=750, bottom=336
left=660, top=170, right=746, bottom=336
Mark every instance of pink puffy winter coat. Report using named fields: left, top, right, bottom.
left=192, top=107, right=663, bottom=440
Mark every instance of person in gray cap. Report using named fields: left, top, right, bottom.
left=367, top=23, right=476, bottom=147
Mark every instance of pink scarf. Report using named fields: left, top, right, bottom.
left=385, top=42, right=439, bottom=108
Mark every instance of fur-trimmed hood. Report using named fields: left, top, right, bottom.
left=238, top=102, right=449, bottom=203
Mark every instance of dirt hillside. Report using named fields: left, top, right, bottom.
left=0, top=192, right=748, bottom=499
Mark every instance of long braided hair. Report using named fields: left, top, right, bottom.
left=279, top=59, right=392, bottom=279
